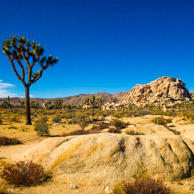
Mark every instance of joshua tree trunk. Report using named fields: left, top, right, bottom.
left=25, top=85, right=31, bottom=125
left=91, top=104, right=94, bottom=117
left=2, top=35, right=58, bottom=125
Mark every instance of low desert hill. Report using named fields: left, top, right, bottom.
left=0, top=76, right=193, bottom=107
left=0, top=92, right=124, bottom=106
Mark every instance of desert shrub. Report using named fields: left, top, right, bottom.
left=191, top=114, right=194, bottom=121
left=36, top=116, right=48, bottom=123
left=8, top=125, right=17, bottom=130
left=79, top=121, right=88, bottom=130
left=152, top=117, right=172, bottom=125
left=111, top=118, right=130, bottom=129
left=111, top=118, right=122, bottom=129
left=0, top=136, right=21, bottom=146
left=122, top=179, right=170, bottom=194
left=34, top=122, right=49, bottom=136
left=10, top=116, right=19, bottom=122
left=61, top=128, right=101, bottom=137
left=108, top=128, right=121, bottom=134
left=0, top=180, right=7, bottom=194
left=33, top=113, right=38, bottom=117
left=0, top=160, right=50, bottom=186
left=137, top=110, right=152, bottom=116
left=0, top=117, right=2, bottom=125
left=62, top=129, right=89, bottom=137
left=78, top=117, right=90, bottom=130
left=52, top=115, right=61, bottom=123
left=167, top=128, right=181, bottom=135
left=92, top=123, right=109, bottom=131
left=68, top=115, right=91, bottom=126
left=120, top=122, right=130, bottom=128
left=125, top=130, right=144, bottom=135
left=113, top=183, right=124, bottom=194
left=87, top=128, right=101, bottom=134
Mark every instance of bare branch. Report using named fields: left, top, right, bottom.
left=28, top=54, right=40, bottom=84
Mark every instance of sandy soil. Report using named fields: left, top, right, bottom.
left=0, top=116, right=194, bottom=194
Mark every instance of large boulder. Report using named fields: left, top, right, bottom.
left=13, top=134, right=194, bottom=186
left=190, top=92, right=194, bottom=101
left=119, top=76, right=192, bottom=107
left=122, top=123, right=174, bottom=136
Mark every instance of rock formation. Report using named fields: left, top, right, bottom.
left=13, top=134, right=194, bottom=186
left=119, top=76, right=191, bottom=107
left=190, top=92, right=194, bottom=101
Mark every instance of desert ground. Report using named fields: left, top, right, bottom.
left=0, top=108, right=194, bottom=194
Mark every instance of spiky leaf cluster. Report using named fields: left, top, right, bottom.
left=2, top=35, right=58, bottom=85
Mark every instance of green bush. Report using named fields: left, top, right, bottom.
left=152, top=117, right=172, bottom=125
left=111, top=119, right=122, bottom=129
left=8, top=125, right=17, bottom=130
left=78, top=117, right=90, bottom=130
left=0, top=136, right=22, bottom=146
left=113, top=179, right=170, bottom=194
left=36, top=116, right=48, bottom=123
left=52, top=115, right=61, bottom=123
left=91, top=123, right=109, bottom=131
left=0, top=180, right=7, bottom=194
left=108, top=128, right=121, bottom=134
left=137, top=110, right=152, bottom=116
left=111, top=118, right=129, bottom=129
left=61, top=128, right=101, bottom=137
left=34, top=122, right=49, bottom=136
left=10, top=116, right=18, bottom=122
left=125, top=130, right=144, bottom=135
left=0, top=160, right=50, bottom=186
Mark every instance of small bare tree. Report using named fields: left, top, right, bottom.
left=2, top=35, right=58, bottom=125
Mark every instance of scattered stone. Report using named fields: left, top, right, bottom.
left=104, top=186, right=113, bottom=193
left=70, top=184, right=78, bottom=189
left=185, top=181, right=194, bottom=190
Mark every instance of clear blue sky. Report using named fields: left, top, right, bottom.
left=0, top=0, right=194, bottom=98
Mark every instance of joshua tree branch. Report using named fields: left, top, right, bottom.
left=7, top=55, right=23, bottom=83
left=16, top=58, right=25, bottom=83
left=31, top=61, right=50, bottom=84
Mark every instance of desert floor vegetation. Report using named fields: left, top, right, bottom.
left=0, top=104, right=193, bottom=193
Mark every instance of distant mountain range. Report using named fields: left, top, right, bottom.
left=0, top=92, right=125, bottom=105
left=1, top=77, right=194, bottom=107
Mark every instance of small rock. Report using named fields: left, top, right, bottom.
left=185, top=181, right=194, bottom=190
left=104, top=186, right=113, bottom=193
left=70, top=184, right=78, bottom=189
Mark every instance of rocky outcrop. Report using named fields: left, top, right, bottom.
left=190, top=92, right=194, bottom=101
left=13, top=134, right=194, bottom=186
left=119, top=76, right=191, bottom=107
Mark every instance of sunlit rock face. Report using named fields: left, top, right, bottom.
left=13, top=134, right=194, bottom=185
left=119, top=76, right=191, bottom=107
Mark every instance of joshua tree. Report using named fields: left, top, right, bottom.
left=44, top=101, right=52, bottom=110
left=54, top=98, right=63, bottom=109
left=31, top=101, right=40, bottom=112
left=4, top=96, right=13, bottom=112
left=2, top=35, right=58, bottom=124
left=96, top=97, right=105, bottom=109
left=84, top=95, right=96, bottom=117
